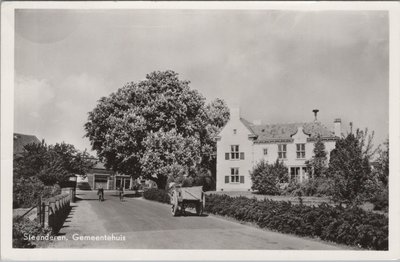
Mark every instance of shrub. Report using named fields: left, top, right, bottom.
left=143, top=188, right=170, bottom=204
left=205, top=194, right=388, bottom=250
left=281, top=178, right=333, bottom=197
left=13, top=217, right=52, bottom=248
left=370, top=187, right=388, bottom=212
left=250, top=159, right=287, bottom=195
left=13, top=177, right=61, bottom=208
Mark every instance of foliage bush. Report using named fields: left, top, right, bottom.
left=143, top=188, right=171, bottom=204
left=13, top=177, right=61, bottom=208
left=281, top=178, right=333, bottom=197
left=14, top=141, right=93, bottom=186
left=205, top=194, right=388, bottom=250
left=13, top=217, right=52, bottom=248
left=250, top=159, right=288, bottom=195
left=370, top=187, right=388, bottom=212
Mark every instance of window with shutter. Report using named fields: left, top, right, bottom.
left=230, top=168, right=239, bottom=183
left=225, top=176, right=229, bottom=183
left=240, top=176, right=245, bottom=184
left=240, top=152, right=245, bottom=160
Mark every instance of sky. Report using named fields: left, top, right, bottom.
left=14, top=9, right=389, bottom=154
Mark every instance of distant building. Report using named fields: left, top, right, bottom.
left=81, top=160, right=132, bottom=190
left=13, top=133, right=41, bottom=156
left=216, top=108, right=341, bottom=191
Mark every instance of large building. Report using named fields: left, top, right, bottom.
left=216, top=108, right=341, bottom=191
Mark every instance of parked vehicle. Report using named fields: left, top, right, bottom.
left=169, top=185, right=205, bottom=216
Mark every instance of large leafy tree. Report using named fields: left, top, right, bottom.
left=84, top=70, right=229, bottom=188
left=328, top=130, right=373, bottom=206
left=141, top=129, right=201, bottom=189
left=201, top=98, right=230, bottom=180
left=374, top=139, right=389, bottom=187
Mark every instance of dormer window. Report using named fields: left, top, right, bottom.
left=278, top=144, right=287, bottom=159
left=296, top=144, right=306, bottom=159
left=233, top=129, right=237, bottom=134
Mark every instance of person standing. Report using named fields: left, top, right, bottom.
left=97, top=186, right=104, bottom=201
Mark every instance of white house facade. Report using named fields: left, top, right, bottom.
left=216, top=108, right=341, bottom=191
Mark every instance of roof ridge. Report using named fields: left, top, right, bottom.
left=14, top=132, right=38, bottom=137
left=240, top=120, right=325, bottom=127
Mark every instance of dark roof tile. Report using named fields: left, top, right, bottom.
left=13, top=133, right=41, bottom=154
left=240, top=118, right=336, bottom=143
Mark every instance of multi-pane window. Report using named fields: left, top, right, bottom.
left=278, top=144, right=287, bottom=159
left=263, top=148, right=268, bottom=155
left=231, top=145, right=240, bottom=160
left=296, top=144, right=306, bottom=159
left=231, top=168, right=239, bottom=183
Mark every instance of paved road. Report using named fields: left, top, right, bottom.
left=48, top=190, right=348, bottom=249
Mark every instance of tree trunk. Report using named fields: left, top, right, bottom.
left=151, top=175, right=168, bottom=190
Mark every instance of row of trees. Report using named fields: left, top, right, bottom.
left=13, top=141, right=93, bottom=208
left=251, top=130, right=389, bottom=208
left=84, top=70, right=230, bottom=189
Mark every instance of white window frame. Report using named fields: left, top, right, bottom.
left=230, top=167, right=239, bottom=183
left=278, top=144, right=287, bottom=159
left=296, top=143, right=306, bottom=159
left=230, top=145, right=240, bottom=160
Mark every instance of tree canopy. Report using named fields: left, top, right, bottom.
left=306, top=136, right=328, bottom=179
left=250, top=159, right=288, bottom=195
left=328, top=130, right=373, bottom=206
left=84, top=70, right=229, bottom=189
left=14, top=141, right=93, bottom=186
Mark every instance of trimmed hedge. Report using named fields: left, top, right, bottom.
left=143, top=188, right=170, bottom=204
left=205, top=194, right=388, bottom=250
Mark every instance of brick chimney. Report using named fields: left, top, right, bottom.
left=334, top=118, right=341, bottom=137
left=312, top=109, right=319, bottom=122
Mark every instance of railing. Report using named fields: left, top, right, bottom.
left=38, top=188, right=74, bottom=232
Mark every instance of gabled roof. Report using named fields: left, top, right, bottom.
left=13, top=133, right=41, bottom=154
left=240, top=118, right=336, bottom=143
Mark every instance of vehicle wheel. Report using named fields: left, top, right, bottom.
left=195, top=202, right=203, bottom=216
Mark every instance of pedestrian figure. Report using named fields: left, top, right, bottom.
left=97, top=186, right=104, bottom=201
left=119, top=186, right=124, bottom=201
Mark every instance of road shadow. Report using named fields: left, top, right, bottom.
left=176, top=210, right=209, bottom=217
left=75, top=196, right=108, bottom=202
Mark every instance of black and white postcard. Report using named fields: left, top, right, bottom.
left=1, top=1, right=399, bottom=261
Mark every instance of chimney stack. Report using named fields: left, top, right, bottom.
left=334, top=118, right=341, bottom=137
left=312, top=109, right=319, bottom=122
